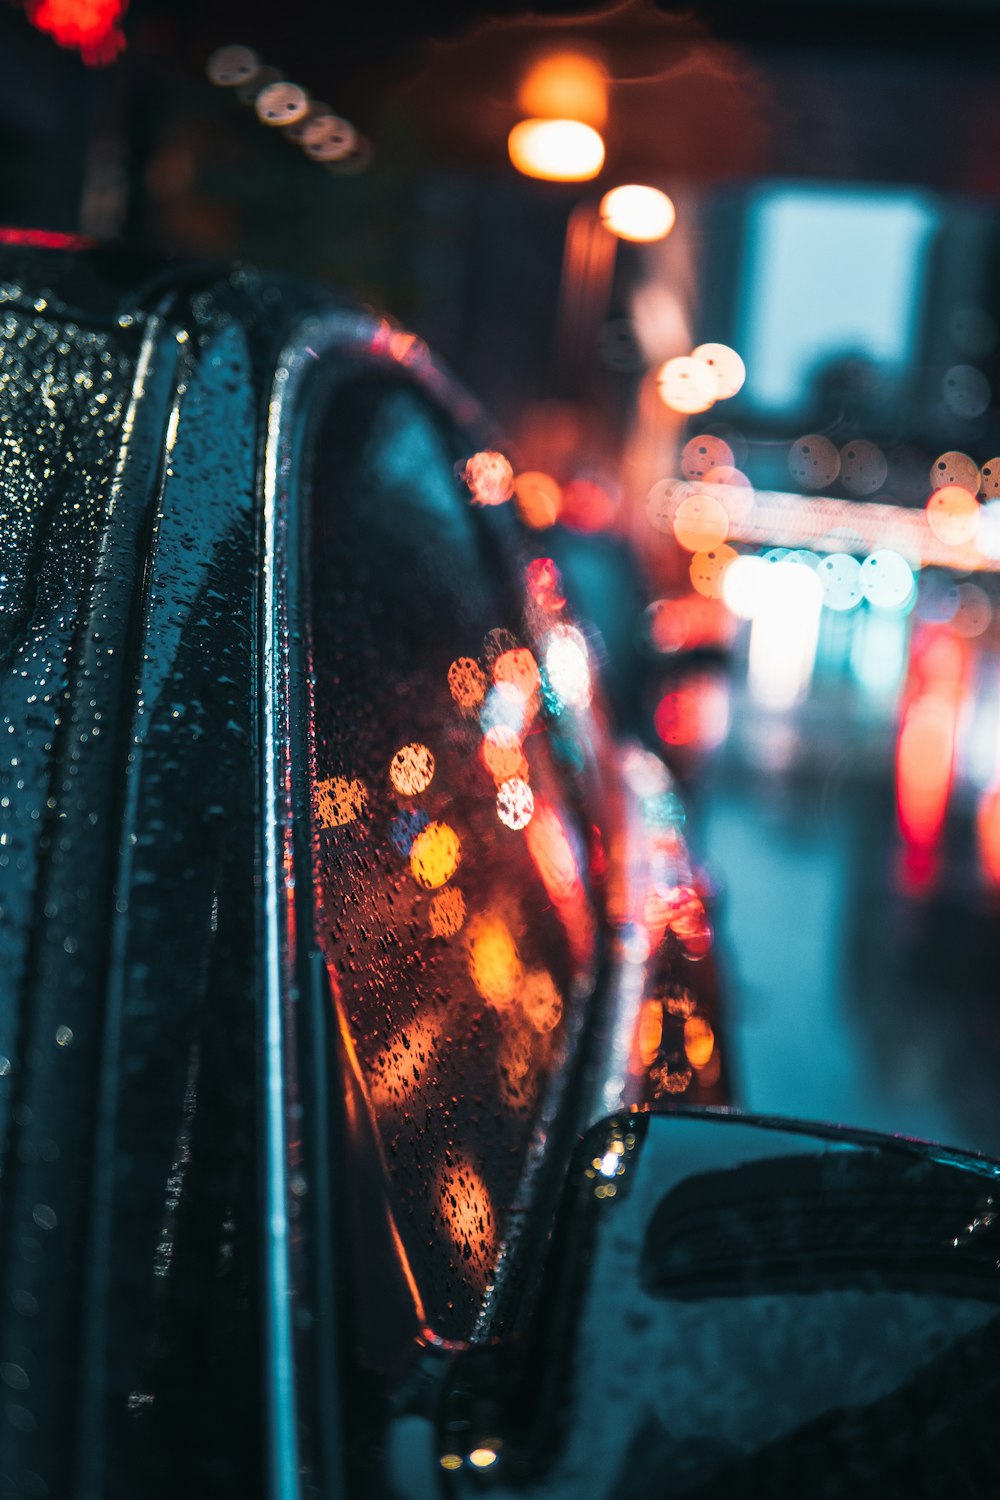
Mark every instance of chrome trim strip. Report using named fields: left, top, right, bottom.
left=261, top=357, right=301, bottom=1500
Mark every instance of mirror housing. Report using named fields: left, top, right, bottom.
left=419, top=1107, right=1000, bottom=1497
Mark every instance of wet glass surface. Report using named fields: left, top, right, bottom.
left=305, top=371, right=599, bottom=1337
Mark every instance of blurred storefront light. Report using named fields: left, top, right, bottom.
left=747, top=559, right=823, bottom=710
left=508, top=119, right=605, bottom=182
left=737, top=186, right=937, bottom=415
left=599, top=185, right=676, bottom=242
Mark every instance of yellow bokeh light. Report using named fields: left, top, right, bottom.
left=467, top=1448, right=500, bottom=1471
left=683, top=1015, right=715, bottom=1069
left=656, top=356, right=717, bottom=415
left=508, top=118, right=605, bottom=182
left=315, top=776, right=367, bottom=827
left=389, top=742, right=435, bottom=796
left=518, top=49, right=608, bottom=128
left=448, top=656, right=487, bottom=711
left=429, top=886, right=466, bottom=937
left=409, top=821, right=462, bottom=888
left=520, top=969, right=563, bottom=1033
left=599, top=184, right=676, bottom=243
left=466, top=913, right=522, bottom=1008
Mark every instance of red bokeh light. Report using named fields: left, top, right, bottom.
left=0, top=227, right=95, bottom=249
left=26, top=0, right=129, bottom=65
left=524, top=557, right=566, bottom=614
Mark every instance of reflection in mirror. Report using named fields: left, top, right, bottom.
left=305, top=371, right=600, bottom=1340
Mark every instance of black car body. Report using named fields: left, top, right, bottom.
left=1, top=239, right=998, bottom=1500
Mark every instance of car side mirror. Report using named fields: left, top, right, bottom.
left=403, top=1108, right=1000, bottom=1498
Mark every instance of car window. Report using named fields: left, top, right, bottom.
left=305, top=369, right=599, bottom=1338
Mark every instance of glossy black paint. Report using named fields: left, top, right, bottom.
left=0, top=242, right=328, bottom=1500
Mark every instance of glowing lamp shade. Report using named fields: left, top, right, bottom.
left=599, top=185, right=676, bottom=243
left=508, top=119, right=605, bottom=182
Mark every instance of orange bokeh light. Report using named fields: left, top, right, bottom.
left=683, top=1015, right=715, bottom=1069
left=523, top=800, right=579, bottom=900
left=494, top=647, right=541, bottom=701
left=689, top=544, right=737, bottom=599
left=634, top=998, right=664, bottom=1070
left=466, top=913, right=523, bottom=1008
left=926, top=484, right=981, bottom=547
left=368, top=1013, right=442, bottom=1111
left=448, top=656, right=487, bottom=711
left=647, top=594, right=732, bottom=655
left=977, top=786, right=1000, bottom=887
left=513, top=471, right=562, bottom=529
left=666, top=886, right=712, bottom=959
left=437, top=1155, right=495, bottom=1280
left=517, top=49, right=608, bottom=128
left=672, top=492, right=730, bottom=553
left=481, top=725, right=528, bottom=784
left=315, top=776, right=367, bottom=827
left=429, top=886, right=466, bottom=937
left=523, top=800, right=595, bottom=969
left=520, top=968, right=564, bottom=1033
